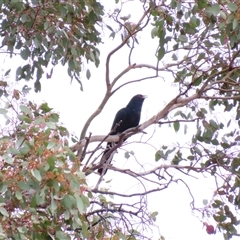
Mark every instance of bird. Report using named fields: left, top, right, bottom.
left=98, top=94, right=147, bottom=175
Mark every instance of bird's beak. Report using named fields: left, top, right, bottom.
left=142, top=95, right=148, bottom=99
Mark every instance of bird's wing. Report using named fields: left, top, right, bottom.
left=98, top=108, right=127, bottom=175
left=110, top=107, right=128, bottom=132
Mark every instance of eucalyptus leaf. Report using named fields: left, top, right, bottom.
left=31, top=169, right=42, bottom=182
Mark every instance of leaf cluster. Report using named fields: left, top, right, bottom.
left=0, top=0, right=104, bottom=91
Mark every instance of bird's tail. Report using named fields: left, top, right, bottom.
left=97, top=167, right=104, bottom=175
left=98, top=142, right=113, bottom=175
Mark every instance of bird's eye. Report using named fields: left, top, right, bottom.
left=137, top=94, right=142, bottom=98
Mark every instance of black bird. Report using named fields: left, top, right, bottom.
left=98, top=94, right=147, bottom=175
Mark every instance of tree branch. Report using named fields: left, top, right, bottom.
left=91, top=187, right=168, bottom=198
left=105, top=8, right=150, bottom=87
left=158, top=118, right=201, bottom=124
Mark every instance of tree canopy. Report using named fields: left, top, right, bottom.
left=0, top=0, right=240, bottom=239
left=0, top=0, right=103, bottom=91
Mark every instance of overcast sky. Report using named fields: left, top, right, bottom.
left=1, top=1, right=239, bottom=239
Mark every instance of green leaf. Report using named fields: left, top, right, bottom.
left=0, top=183, right=8, bottom=193
left=151, top=26, right=159, bottom=38
left=184, top=124, right=187, bottom=134
left=213, top=213, right=226, bottom=222
left=193, top=146, right=202, bottom=156
left=7, top=147, right=19, bottom=155
left=197, top=0, right=207, bottom=9
left=172, top=53, right=178, bottom=61
left=81, top=222, right=88, bottom=238
left=33, top=37, right=40, bottom=48
left=193, top=77, right=202, bottom=86
left=64, top=146, right=76, bottom=161
left=120, top=14, right=131, bottom=21
left=18, top=114, right=31, bottom=123
left=34, top=117, right=45, bottom=125
left=47, top=141, right=56, bottom=149
left=22, top=85, right=31, bottom=94
left=20, top=14, right=28, bottom=23
left=56, top=231, right=71, bottom=240
left=209, top=119, right=218, bottom=130
left=98, top=194, right=107, bottom=203
left=228, top=3, right=238, bottom=12
left=46, top=122, right=56, bottom=129
left=75, top=195, right=84, bottom=213
left=86, top=69, right=91, bottom=80
left=219, top=11, right=226, bottom=20
left=157, top=47, right=165, bottom=60
left=0, top=207, right=9, bottom=217
left=34, top=80, right=41, bottom=93
left=155, top=150, right=162, bottom=161
left=81, top=195, right=90, bottom=208
left=50, top=199, right=58, bottom=211
left=3, top=155, right=14, bottom=164
left=203, top=129, right=213, bottom=141
left=52, top=180, right=60, bottom=192
left=173, top=122, right=180, bottom=132
left=20, top=47, right=30, bottom=60
left=30, top=194, right=37, bottom=208
left=150, top=211, right=158, bottom=221
left=197, top=52, right=205, bottom=60
left=15, top=191, right=22, bottom=200
left=187, top=155, right=194, bottom=160
left=40, top=103, right=53, bottom=113
left=178, top=34, right=188, bottom=42
left=16, top=137, right=25, bottom=148
left=203, top=199, right=208, bottom=205
left=71, top=47, right=77, bottom=56
left=0, top=89, right=4, bottom=98
left=64, top=211, right=70, bottom=220
left=18, top=181, right=30, bottom=191
left=89, top=51, right=96, bottom=62
left=106, top=24, right=114, bottom=32
left=119, top=232, right=127, bottom=240
left=0, top=109, right=7, bottom=114
left=124, top=151, right=130, bottom=159
left=20, top=105, right=32, bottom=115
left=210, top=4, right=220, bottom=16
left=109, top=32, right=115, bottom=39
left=19, top=146, right=30, bottom=155
left=16, top=66, right=22, bottom=80
left=4, top=69, right=11, bottom=76
left=31, top=169, right=42, bottom=181
left=62, top=195, right=74, bottom=209
left=233, top=18, right=238, bottom=30
left=211, top=139, right=219, bottom=145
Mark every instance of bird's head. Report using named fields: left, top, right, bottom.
left=127, top=94, right=147, bottom=109
left=136, top=94, right=147, bottom=99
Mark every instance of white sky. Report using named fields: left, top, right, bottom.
left=1, top=1, right=239, bottom=239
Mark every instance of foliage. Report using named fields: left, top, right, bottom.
left=0, top=82, right=89, bottom=239
left=0, top=0, right=104, bottom=91
left=1, top=0, right=240, bottom=240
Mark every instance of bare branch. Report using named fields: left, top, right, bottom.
left=111, top=63, right=137, bottom=87
left=158, top=118, right=201, bottom=125
left=105, top=8, right=150, bottom=87
left=112, top=75, right=158, bottom=94
left=201, top=95, right=240, bottom=100
left=91, top=187, right=168, bottom=198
